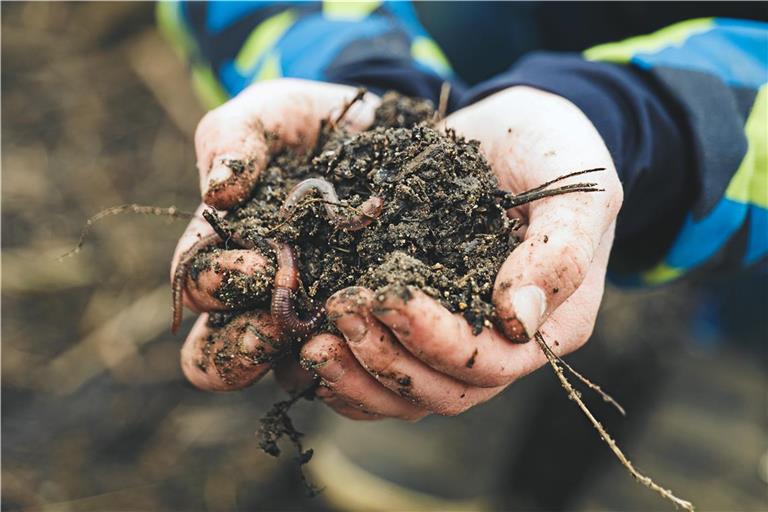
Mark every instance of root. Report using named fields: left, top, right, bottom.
left=535, top=333, right=694, bottom=511
left=434, top=81, right=451, bottom=123
left=58, top=204, right=192, bottom=260
left=331, top=87, right=367, bottom=128
left=257, top=381, right=322, bottom=496
left=498, top=167, right=606, bottom=209
left=544, top=340, right=625, bottom=416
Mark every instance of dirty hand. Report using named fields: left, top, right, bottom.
left=171, top=79, right=380, bottom=393
left=302, top=86, right=623, bottom=420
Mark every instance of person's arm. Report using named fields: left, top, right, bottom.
left=156, top=0, right=462, bottom=109
left=461, top=18, right=768, bottom=284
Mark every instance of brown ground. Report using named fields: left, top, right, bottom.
left=3, top=3, right=766, bottom=512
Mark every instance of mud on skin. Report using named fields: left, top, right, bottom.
left=190, top=91, right=519, bottom=336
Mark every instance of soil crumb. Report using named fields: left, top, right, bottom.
left=202, top=91, right=520, bottom=334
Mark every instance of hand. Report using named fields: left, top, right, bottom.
left=301, top=86, right=623, bottom=419
left=170, top=79, right=380, bottom=392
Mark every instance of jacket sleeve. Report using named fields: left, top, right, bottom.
left=461, top=18, right=768, bottom=285
left=156, top=0, right=462, bottom=110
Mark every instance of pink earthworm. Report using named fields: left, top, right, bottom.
left=267, top=240, right=326, bottom=339
left=279, top=178, right=384, bottom=231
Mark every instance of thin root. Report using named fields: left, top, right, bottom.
left=434, top=81, right=451, bottom=123
left=535, top=333, right=694, bottom=511
left=498, top=167, right=607, bottom=209
left=58, top=204, right=193, bottom=261
left=541, top=339, right=625, bottom=416
left=331, top=88, right=367, bottom=128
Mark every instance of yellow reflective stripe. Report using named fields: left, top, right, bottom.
left=254, top=52, right=283, bottom=82
left=411, top=36, right=451, bottom=75
left=584, top=18, right=714, bottom=63
left=641, top=262, right=685, bottom=285
left=191, top=65, right=229, bottom=109
left=725, top=85, right=768, bottom=208
left=156, top=0, right=195, bottom=59
left=235, top=10, right=297, bottom=74
left=322, top=0, right=381, bottom=21
left=157, top=1, right=228, bottom=109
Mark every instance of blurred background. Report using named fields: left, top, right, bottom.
left=2, top=2, right=766, bottom=511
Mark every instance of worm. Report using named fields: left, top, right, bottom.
left=171, top=233, right=224, bottom=334
left=173, top=212, right=325, bottom=339
left=279, top=178, right=384, bottom=231
left=268, top=240, right=326, bottom=339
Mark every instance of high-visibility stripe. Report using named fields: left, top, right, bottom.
left=411, top=36, right=451, bottom=76
left=584, top=18, right=714, bottom=64
left=726, top=85, right=768, bottom=208
left=322, top=0, right=381, bottom=21
left=235, top=10, right=297, bottom=74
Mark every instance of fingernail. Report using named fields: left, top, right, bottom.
left=335, top=313, right=368, bottom=343
left=205, top=161, right=234, bottom=193
left=319, top=357, right=345, bottom=383
left=302, top=353, right=345, bottom=383
left=512, top=285, right=547, bottom=338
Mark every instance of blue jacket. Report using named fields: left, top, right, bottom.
left=157, top=1, right=768, bottom=285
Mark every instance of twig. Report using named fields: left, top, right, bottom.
left=58, top=204, right=193, bottom=260
left=523, top=167, right=606, bottom=194
left=202, top=208, right=240, bottom=249
left=500, top=184, right=604, bottom=209
left=331, top=88, right=367, bottom=128
left=534, top=333, right=695, bottom=512
left=434, top=81, right=451, bottom=123
left=540, top=340, right=625, bottom=416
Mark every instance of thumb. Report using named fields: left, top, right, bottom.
left=194, top=79, right=379, bottom=210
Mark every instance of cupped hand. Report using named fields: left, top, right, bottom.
left=301, top=86, right=623, bottom=420
left=171, top=79, right=380, bottom=392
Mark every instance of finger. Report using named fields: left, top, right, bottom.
left=195, top=80, right=380, bottom=209
left=180, top=311, right=283, bottom=391
left=441, top=87, right=621, bottom=341
left=183, top=248, right=274, bottom=312
left=301, top=333, right=428, bottom=421
left=481, top=227, right=615, bottom=374
left=316, top=389, right=384, bottom=421
left=328, top=288, right=504, bottom=416
left=171, top=205, right=274, bottom=327
left=273, top=355, right=316, bottom=395
left=371, top=287, right=533, bottom=387
left=493, top=182, right=620, bottom=342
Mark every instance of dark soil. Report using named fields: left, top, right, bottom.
left=197, top=92, right=520, bottom=335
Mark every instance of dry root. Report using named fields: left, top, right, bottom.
left=535, top=333, right=695, bottom=511
left=58, top=204, right=192, bottom=261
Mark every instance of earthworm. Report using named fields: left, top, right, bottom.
left=267, top=240, right=326, bottom=338
left=172, top=211, right=256, bottom=334
left=173, top=211, right=324, bottom=339
left=171, top=232, right=224, bottom=334
left=279, top=178, right=384, bottom=231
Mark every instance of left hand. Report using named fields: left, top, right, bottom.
left=300, top=86, right=623, bottom=420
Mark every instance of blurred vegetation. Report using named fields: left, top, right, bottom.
left=2, top=3, right=766, bottom=512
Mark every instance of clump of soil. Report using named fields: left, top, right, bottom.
left=207, top=92, right=520, bottom=334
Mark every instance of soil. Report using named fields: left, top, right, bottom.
left=194, top=92, right=520, bottom=336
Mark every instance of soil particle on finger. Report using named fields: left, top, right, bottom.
left=196, top=92, right=519, bottom=335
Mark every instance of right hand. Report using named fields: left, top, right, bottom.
left=171, top=79, right=380, bottom=398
